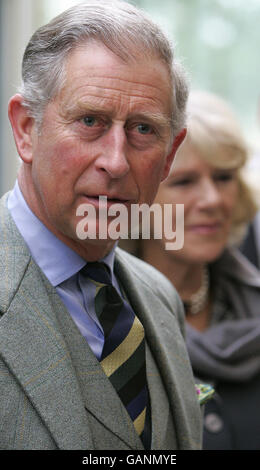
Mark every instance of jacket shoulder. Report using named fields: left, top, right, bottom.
left=0, top=193, right=31, bottom=314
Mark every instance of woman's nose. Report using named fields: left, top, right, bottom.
left=197, top=178, right=222, bottom=210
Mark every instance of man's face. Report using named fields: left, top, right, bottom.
left=25, top=42, right=177, bottom=258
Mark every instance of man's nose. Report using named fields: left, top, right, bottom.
left=95, top=124, right=130, bottom=178
left=197, top=178, right=222, bottom=209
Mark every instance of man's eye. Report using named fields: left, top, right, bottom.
left=82, top=116, right=97, bottom=127
left=137, top=124, right=153, bottom=135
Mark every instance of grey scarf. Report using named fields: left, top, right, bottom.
left=186, top=318, right=260, bottom=382
left=186, top=248, right=260, bottom=383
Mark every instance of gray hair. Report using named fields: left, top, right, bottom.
left=20, top=0, right=189, bottom=135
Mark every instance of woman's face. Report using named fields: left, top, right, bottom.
left=154, top=141, right=239, bottom=264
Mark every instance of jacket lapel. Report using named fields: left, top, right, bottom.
left=145, top=344, right=177, bottom=449
left=115, top=248, right=202, bottom=450
left=54, top=292, right=144, bottom=450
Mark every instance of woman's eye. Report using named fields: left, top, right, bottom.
left=170, top=178, right=193, bottom=186
left=214, top=172, right=234, bottom=182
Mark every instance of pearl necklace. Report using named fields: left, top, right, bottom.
left=184, top=267, right=209, bottom=315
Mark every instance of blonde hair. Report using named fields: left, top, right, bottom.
left=183, top=90, right=257, bottom=243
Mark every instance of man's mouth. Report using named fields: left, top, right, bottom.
left=83, top=194, right=131, bottom=208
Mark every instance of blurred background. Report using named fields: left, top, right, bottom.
left=1, top=0, right=260, bottom=196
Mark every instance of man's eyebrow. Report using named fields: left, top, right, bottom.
left=62, top=100, right=172, bottom=128
left=62, top=101, right=107, bottom=120
left=128, top=111, right=172, bottom=129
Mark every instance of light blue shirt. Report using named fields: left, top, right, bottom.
left=7, top=181, right=120, bottom=360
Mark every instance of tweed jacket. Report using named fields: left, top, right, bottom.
left=0, top=193, right=202, bottom=450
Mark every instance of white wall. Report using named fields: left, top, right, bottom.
left=0, top=0, right=81, bottom=196
left=0, top=0, right=35, bottom=195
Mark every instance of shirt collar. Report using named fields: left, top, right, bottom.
left=7, top=181, right=117, bottom=287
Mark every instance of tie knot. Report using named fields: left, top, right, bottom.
left=81, top=262, right=112, bottom=285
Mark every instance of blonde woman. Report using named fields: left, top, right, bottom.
left=121, top=91, right=260, bottom=449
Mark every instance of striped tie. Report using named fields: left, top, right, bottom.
left=81, top=262, right=149, bottom=445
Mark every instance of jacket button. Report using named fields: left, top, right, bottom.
left=204, top=413, right=224, bottom=433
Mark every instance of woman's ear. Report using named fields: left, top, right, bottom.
left=161, top=128, right=187, bottom=181
left=8, top=94, right=36, bottom=163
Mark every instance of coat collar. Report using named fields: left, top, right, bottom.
left=212, top=247, right=260, bottom=288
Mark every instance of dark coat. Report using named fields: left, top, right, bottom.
left=187, top=248, right=260, bottom=450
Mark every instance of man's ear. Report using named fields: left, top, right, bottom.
left=161, top=128, right=187, bottom=181
left=8, top=94, right=36, bottom=163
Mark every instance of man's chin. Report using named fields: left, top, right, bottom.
left=75, top=215, right=130, bottom=241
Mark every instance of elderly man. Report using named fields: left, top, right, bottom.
left=0, top=1, right=201, bottom=450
